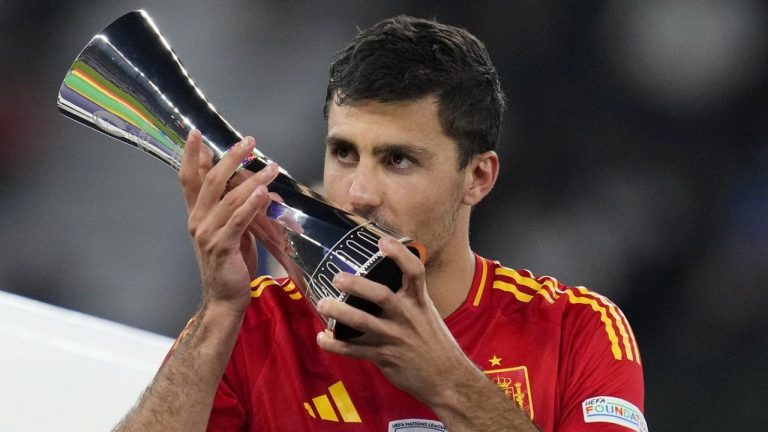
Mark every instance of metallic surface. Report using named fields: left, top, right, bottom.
left=57, top=10, right=423, bottom=339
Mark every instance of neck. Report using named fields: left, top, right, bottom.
left=424, top=219, right=476, bottom=319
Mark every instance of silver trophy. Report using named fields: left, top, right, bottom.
left=57, top=10, right=425, bottom=339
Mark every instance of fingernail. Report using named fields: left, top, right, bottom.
left=316, top=298, right=326, bottom=310
left=253, top=185, right=267, bottom=197
left=240, top=136, right=254, bottom=149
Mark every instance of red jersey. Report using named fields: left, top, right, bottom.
left=204, top=255, right=646, bottom=431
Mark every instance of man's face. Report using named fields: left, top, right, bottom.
left=324, top=96, right=468, bottom=266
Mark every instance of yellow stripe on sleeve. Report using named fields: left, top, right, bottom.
left=629, top=320, right=641, bottom=364
left=250, top=276, right=271, bottom=288
left=576, top=287, right=635, bottom=362
left=282, top=280, right=303, bottom=300
left=565, top=290, right=623, bottom=361
left=495, top=267, right=555, bottom=303
left=250, top=277, right=279, bottom=298
left=540, top=277, right=562, bottom=301
left=492, top=280, right=534, bottom=303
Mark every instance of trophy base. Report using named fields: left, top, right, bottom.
left=334, top=244, right=423, bottom=340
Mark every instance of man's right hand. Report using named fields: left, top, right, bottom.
left=179, top=129, right=279, bottom=315
left=113, top=130, right=279, bottom=432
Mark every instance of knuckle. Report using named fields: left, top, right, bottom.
left=376, top=290, right=393, bottom=308
left=331, top=342, right=350, bottom=356
left=202, top=171, right=222, bottom=188
left=193, top=227, right=213, bottom=250
left=179, top=175, right=194, bottom=190
left=200, top=238, right=216, bottom=255
left=376, top=347, right=397, bottom=366
left=228, top=218, right=246, bottom=234
left=221, top=192, right=241, bottom=209
left=356, top=313, right=374, bottom=330
left=410, top=262, right=425, bottom=278
left=187, top=214, right=200, bottom=235
left=192, top=229, right=205, bottom=245
left=403, top=269, right=422, bottom=286
left=180, top=169, right=196, bottom=183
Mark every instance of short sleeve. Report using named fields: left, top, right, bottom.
left=555, top=289, right=647, bottom=432
left=206, top=369, right=247, bottom=431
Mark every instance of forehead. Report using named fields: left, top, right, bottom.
left=326, top=97, right=457, bottom=157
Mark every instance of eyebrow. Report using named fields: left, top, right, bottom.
left=326, top=136, right=437, bottom=161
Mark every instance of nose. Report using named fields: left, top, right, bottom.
left=346, top=166, right=383, bottom=215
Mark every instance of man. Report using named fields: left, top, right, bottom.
left=115, top=16, right=645, bottom=432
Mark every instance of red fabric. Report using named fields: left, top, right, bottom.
left=204, top=255, right=645, bottom=431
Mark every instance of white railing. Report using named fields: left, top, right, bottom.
left=0, top=290, right=172, bottom=431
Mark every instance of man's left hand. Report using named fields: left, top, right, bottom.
left=315, top=236, right=470, bottom=406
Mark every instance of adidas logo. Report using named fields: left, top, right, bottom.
left=303, top=381, right=361, bottom=423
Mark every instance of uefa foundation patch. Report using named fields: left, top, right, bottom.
left=582, top=396, right=648, bottom=431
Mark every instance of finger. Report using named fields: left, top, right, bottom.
left=198, top=143, right=214, bottom=185
left=179, top=129, right=203, bottom=211
left=195, top=136, right=255, bottom=214
left=379, top=236, right=426, bottom=297
left=205, top=162, right=279, bottom=232
left=220, top=184, right=271, bottom=243
left=316, top=297, right=387, bottom=336
left=316, top=331, right=375, bottom=360
left=332, top=272, right=394, bottom=309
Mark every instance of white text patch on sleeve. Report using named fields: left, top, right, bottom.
left=388, top=419, right=446, bottom=431
left=582, top=396, right=648, bottom=431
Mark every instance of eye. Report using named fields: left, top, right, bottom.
left=330, top=145, right=358, bottom=164
left=387, top=152, right=415, bottom=169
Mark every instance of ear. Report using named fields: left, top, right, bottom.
left=462, top=151, right=499, bottom=206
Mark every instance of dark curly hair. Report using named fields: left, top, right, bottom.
left=324, top=15, right=505, bottom=168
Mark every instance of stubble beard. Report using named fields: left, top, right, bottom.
left=356, top=182, right=464, bottom=276
left=420, top=186, right=463, bottom=275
